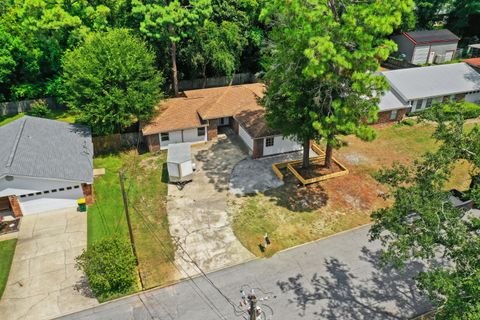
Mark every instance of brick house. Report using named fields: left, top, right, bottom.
left=142, top=83, right=302, bottom=158
left=376, top=62, right=480, bottom=123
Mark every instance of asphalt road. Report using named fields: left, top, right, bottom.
left=58, top=225, right=431, bottom=320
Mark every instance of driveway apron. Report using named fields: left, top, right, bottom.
left=0, top=208, right=98, bottom=320
left=167, top=134, right=255, bottom=278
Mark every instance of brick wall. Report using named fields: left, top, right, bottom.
left=82, top=184, right=94, bottom=205
left=231, top=118, right=239, bottom=135
left=207, top=119, right=218, bottom=140
left=145, top=134, right=160, bottom=152
left=377, top=108, right=407, bottom=123
left=8, top=196, right=23, bottom=218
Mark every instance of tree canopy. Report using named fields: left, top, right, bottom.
left=61, top=29, right=163, bottom=135
left=260, top=0, right=414, bottom=168
left=370, top=103, right=480, bottom=319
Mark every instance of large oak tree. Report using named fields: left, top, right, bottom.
left=61, top=29, right=163, bottom=134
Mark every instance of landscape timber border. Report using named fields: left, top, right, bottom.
left=271, top=142, right=349, bottom=185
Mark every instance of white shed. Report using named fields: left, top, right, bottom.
left=167, top=143, right=194, bottom=183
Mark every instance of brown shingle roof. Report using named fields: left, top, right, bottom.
left=142, top=83, right=267, bottom=135
left=234, top=109, right=279, bottom=138
left=141, top=97, right=206, bottom=135
left=185, top=83, right=265, bottom=120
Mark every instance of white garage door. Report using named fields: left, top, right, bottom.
left=19, top=185, right=84, bottom=215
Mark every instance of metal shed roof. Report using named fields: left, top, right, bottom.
left=382, top=63, right=480, bottom=101
left=403, top=29, right=459, bottom=44
left=167, top=143, right=191, bottom=164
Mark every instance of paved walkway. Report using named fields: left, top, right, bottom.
left=0, top=208, right=98, bottom=320
left=229, top=148, right=318, bottom=196
left=59, top=224, right=432, bottom=320
left=167, top=134, right=255, bottom=278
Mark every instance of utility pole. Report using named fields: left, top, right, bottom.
left=248, top=290, right=258, bottom=320
left=119, top=169, right=144, bottom=289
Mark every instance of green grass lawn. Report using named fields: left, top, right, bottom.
left=89, top=151, right=176, bottom=294
left=0, top=109, right=77, bottom=126
left=0, top=239, right=17, bottom=299
left=232, top=120, right=480, bottom=257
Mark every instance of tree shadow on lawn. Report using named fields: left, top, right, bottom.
left=262, top=174, right=329, bottom=212
left=276, top=247, right=431, bottom=319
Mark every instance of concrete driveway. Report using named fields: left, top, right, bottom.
left=167, top=133, right=255, bottom=278
left=229, top=148, right=319, bottom=196
left=0, top=208, right=98, bottom=320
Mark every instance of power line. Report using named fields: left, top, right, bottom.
left=171, top=234, right=246, bottom=316
left=131, top=202, right=228, bottom=320
left=122, top=137, right=239, bottom=320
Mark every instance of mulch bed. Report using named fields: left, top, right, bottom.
left=292, top=161, right=344, bottom=180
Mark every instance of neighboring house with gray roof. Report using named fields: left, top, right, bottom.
left=0, top=116, right=94, bottom=215
left=382, top=62, right=480, bottom=113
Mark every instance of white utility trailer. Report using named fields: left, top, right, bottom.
left=167, top=143, right=194, bottom=183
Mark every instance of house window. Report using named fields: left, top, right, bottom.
left=198, top=127, right=205, bottom=137
left=425, top=98, right=433, bottom=109
left=390, top=109, right=398, bottom=120
left=265, top=137, right=274, bottom=147
left=161, top=132, right=169, bottom=141
left=412, top=100, right=419, bottom=112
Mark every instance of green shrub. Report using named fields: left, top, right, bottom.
left=29, top=101, right=51, bottom=117
left=401, top=118, right=415, bottom=126
left=458, top=101, right=480, bottom=119
left=441, top=101, right=480, bottom=119
left=75, top=237, right=137, bottom=300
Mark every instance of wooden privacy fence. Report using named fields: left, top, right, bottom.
left=179, top=73, right=255, bottom=91
left=271, top=142, right=349, bottom=186
left=92, top=132, right=141, bottom=154
left=0, top=97, right=62, bottom=116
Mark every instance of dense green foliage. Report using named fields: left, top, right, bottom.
left=409, top=0, right=480, bottom=40
left=260, top=0, right=413, bottom=168
left=61, top=29, right=163, bottom=134
left=0, top=0, right=136, bottom=102
left=0, top=0, right=265, bottom=102
left=75, top=236, right=137, bottom=300
left=370, top=107, right=480, bottom=319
